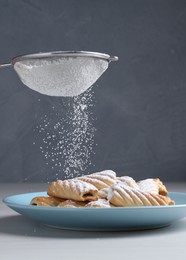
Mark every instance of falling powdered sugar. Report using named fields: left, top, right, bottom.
left=34, top=87, right=97, bottom=180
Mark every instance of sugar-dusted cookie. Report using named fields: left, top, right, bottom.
left=137, top=178, right=168, bottom=196
left=47, top=179, right=98, bottom=201
left=116, top=176, right=138, bottom=188
left=108, top=183, right=174, bottom=207
left=58, top=200, right=87, bottom=208
left=98, top=187, right=109, bottom=199
left=85, top=199, right=111, bottom=208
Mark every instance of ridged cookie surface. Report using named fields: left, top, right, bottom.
left=78, top=170, right=116, bottom=190
left=116, top=176, right=138, bottom=188
left=48, top=179, right=98, bottom=201
left=108, top=183, right=174, bottom=207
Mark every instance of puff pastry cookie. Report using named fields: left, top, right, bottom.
left=116, top=176, right=138, bottom=188
left=30, top=196, right=63, bottom=206
left=137, top=178, right=168, bottom=196
left=77, top=170, right=116, bottom=190
left=47, top=179, right=98, bottom=201
left=85, top=199, right=111, bottom=208
left=58, top=200, right=87, bottom=208
left=98, top=187, right=109, bottom=199
left=108, top=183, right=174, bottom=207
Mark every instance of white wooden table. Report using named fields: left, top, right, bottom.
left=0, top=183, right=186, bottom=260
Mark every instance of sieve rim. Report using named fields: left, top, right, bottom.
left=11, top=51, right=118, bottom=65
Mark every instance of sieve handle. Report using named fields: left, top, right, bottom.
left=0, top=63, right=11, bottom=68
left=108, top=56, right=119, bottom=62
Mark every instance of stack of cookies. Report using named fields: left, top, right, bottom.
left=30, top=170, right=175, bottom=208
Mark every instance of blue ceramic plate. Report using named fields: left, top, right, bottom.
left=3, top=192, right=186, bottom=231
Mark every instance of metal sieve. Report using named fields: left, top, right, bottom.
left=0, top=51, right=118, bottom=96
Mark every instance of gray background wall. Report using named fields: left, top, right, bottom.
left=0, top=0, right=186, bottom=182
